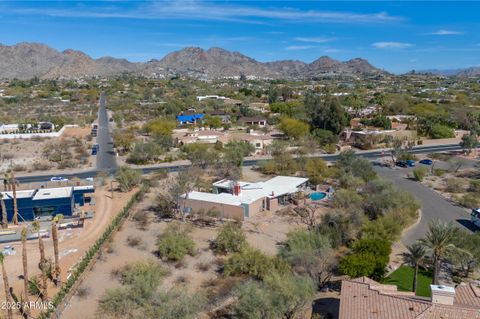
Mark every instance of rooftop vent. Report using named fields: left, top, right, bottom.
left=430, top=284, right=455, bottom=305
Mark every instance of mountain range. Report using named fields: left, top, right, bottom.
left=0, top=42, right=388, bottom=80
left=418, top=67, right=480, bottom=77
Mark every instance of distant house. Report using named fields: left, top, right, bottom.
left=176, top=113, right=204, bottom=125
left=237, top=116, right=267, bottom=127
left=196, top=95, right=229, bottom=101
left=207, top=111, right=231, bottom=123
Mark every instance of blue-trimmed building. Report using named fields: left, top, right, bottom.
left=0, top=186, right=94, bottom=222
left=176, top=113, right=204, bottom=125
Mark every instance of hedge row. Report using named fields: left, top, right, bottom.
left=39, top=183, right=149, bottom=319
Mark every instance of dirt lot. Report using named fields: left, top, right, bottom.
left=0, top=126, right=94, bottom=173
left=61, top=175, right=310, bottom=319
left=0, top=184, right=136, bottom=319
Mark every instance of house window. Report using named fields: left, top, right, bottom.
left=255, top=143, right=261, bottom=148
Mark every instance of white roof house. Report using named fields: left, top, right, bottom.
left=0, top=190, right=37, bottom=200
left=184, top=176, right=309, bottom=206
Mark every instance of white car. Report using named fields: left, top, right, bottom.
left=85, top=177, right=94, bottom=182
left=50, top=176, right=68, bottom=182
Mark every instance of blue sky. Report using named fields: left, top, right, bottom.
left=0, top=1, right=479, bottom=73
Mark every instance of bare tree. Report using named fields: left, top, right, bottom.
left=168, top=166, right=200, bottom=221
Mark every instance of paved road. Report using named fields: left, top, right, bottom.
left=375, top=165, right=475, bottom=245
left=15, top=143, right=467, bottom=183
left=95, top=92, right=117, bottom=172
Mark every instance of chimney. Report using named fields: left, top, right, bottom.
left=233, top=184, right=241, bottom=196
left=430, top=285, right=455, bottom=305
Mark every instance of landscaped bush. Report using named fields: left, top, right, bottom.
left=157, top=222, right=195, bottom=261
left=213, top=222, right=247, bottom=254
left=412, top=167, right=428, bottom=182
left=339, top=238, right=391, bottom=280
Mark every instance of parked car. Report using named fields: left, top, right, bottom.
left=85, top=177, right=94, bottom=182
left=419, top=159, right=433, bottom=165
left=395, top=161, right=408, bottom=168
left=406, top=160, right=416, bottom=167
left=50, top=176, right=68, bottom=182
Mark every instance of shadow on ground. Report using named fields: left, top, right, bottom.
left=312, top=297, right=339, bottom=319
left=456, top=218, right=478, bottom=232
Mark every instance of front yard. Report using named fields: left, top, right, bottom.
left=383, top=266, right=433, bottom=297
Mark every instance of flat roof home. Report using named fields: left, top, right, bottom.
left=237, top=116, right=267, bottom=127
left=180, top=176, right=308, bottom=220
left=339, top=277, right=480, bottom=319
left=0, top=186, right=94, bottom=221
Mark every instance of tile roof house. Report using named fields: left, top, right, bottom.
left=339, top=277, right=480, bottom=319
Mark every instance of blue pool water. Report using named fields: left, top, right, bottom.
left=310, top=192, right=327, bottom=201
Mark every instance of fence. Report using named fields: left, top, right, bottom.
left=0, top=125, right=78, bottom=140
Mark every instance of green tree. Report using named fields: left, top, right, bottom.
left=278, top=117, right=309, bottom=140
left=279, top=230, right=335, bottom=288
left=430, top=123, right=455, bottom=139
left=144, top=118, right=176, bottom=136
left=115, top=166, right=142, bottom=192
left=204, top=116, right=223, bottom=129
left=460, top=132, right=478, bottom=154
left=305, top=93, right=348, bottom=134
left=419, top=220, right=458, bottom=284
left=303, top=158, right=329, bottom=185
left=403, top=243, right=426, bottom=294
left=214, top=222, right=247, bottom=254
left=181, top=143, right=218, bottom=168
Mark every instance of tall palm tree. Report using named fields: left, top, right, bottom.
left=32, top=221, right=48, bottom=300
left=0, top=252, right=13, bottom=319
left=404, top=243, right=426, bottom=294
left=0, top=192, right=7, bottom=229
left=52, top=214, right=64, bottom=286
left=20, top=226, right=30, bottom=317
left=8, top=172, right=18, bottom=226
left=419, top=220, right=458, bottom=284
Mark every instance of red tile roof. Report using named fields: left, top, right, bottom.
left=339, top=279, right=480, bottom=319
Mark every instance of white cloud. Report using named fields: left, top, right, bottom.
left=7, top=1, right=403, bottom=24
left=430, top=29, right=464, bottom=35
left=294, top=37, right=335, bottom=43
left=285, top=45, right=315, bottom=50
left=372, top=42, right=413, bottom=49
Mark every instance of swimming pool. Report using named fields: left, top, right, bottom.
left=310, top=192, right=327, bottom=201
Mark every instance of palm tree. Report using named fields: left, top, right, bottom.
left=32, top=221, right=48, bottom=300
left=8, top=172, right=18, bottom=226
left=20, top=226, right=30, bottom=316
left=0, top=252, right=13, bottom=319
left=404, top=243, right=426, bottom=294
left=52, top=214, right=64, bottom=286
left=419, top=220, right=458, bottom=284
left=0, top=193, right=7, bottom=229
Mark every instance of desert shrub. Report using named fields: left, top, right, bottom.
left=116, top=260, right=167, bottom=298
left=459, top=193, right=480, bottom=209
left=115, top=166, right=142, bottom=192
left=469, top=180, right=480, bottom=193
left=126, top=236, right=142, bottom=247
left=76, top=286, right=90, bottom=299
left=433, top=168, right=446, bottom=176
left=412, top=167, right=428, bottom=182
left=156, top=195, right=175, bottom=219
left=195, top=262, right=211, bottom=272
left=132, top=211, right=150, bottom=230
left=12, top=164, right=27, bottom=172
left=32, top=161, right=51, bottom=171
left=214, top=222, right=247, bottom=254
left=157, top=222, right=195, bottom=261
left=224, top=247, right=291, bottom=280
left=331, top=188, right=363, bottom=212
left=446, top=178, right=465, bottom=193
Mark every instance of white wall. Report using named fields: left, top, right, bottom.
left=0, top=125, right=78, bottom=140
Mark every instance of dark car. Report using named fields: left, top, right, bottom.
left=396, top=160, right=408, bottom=168
left=406, top=159, right=416, bottom=167
left=419, top=159, right=433, bottom=165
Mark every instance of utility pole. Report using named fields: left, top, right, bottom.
left=10, top=172, right=18, bottom=226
